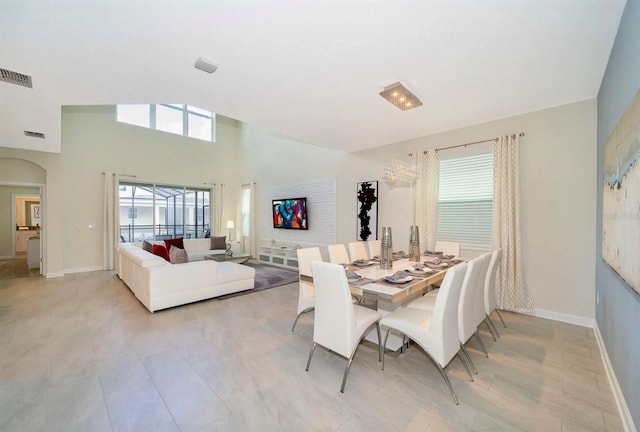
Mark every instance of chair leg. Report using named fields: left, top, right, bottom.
left=375, top=322, right=382, bottom=362
left=486, top=314, right=501, bottom=339
left=474, top=331, right=489, bottom=358
left=382, top=328, right=392, bottom=370
left=456, top=351, right=474, bottom=382
left=305, top=342, right=317, bottom=371
left=434, top=362, right=459, bottom=405
left=291, top=307, right=314, bottom=332
left=340, top=345, right=361, bottom=393
left=495, top=309, right=507, bottom=328
left=460, top=343, right=477, bottom=374
left=483, top=316, right=498, bottom=341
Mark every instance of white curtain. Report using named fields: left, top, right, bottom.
left=493, top=134, right=533, bottom=312
left=240, top=183, right=257, bottom=257
left=214, top=184, right=224, bottom=235
left=415, top=150, right=440, bottom=252
left=103, top=172, right=120, bottom=270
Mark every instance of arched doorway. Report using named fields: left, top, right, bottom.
left=0, top=158, right=46, bottom=280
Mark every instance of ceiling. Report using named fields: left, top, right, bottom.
left=0, top=0, right=626, bottom=154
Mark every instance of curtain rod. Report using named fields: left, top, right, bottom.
left=241, top=182, right=256, bottom=186
left=101, top=172, right=136, bottom=178
left=202, top=182, right=217, bottom=186
left=426, top=132, right=525, bottom=154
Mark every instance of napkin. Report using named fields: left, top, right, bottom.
left=424, top=250, right=443, bottom=257
left=345, top=270, right=361, bottom=280
left=385, top=271, right=410, bottom=281
left=412, top=264, right=426, bottom=272
left=352, top=259, right=369, bottom=266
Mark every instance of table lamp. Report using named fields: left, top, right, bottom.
left=226, top=220, right=235, bottom=241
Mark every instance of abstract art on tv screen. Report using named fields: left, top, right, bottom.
left=356, top=181, right=378, bottom=241
left=602, top=89, right=640, bottom=295
left=272, top=198, right=308, bottom=230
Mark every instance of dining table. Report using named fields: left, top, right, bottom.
left=343, top=254, right=462, bottom=351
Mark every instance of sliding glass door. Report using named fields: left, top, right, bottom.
left=119, top=182, right=210, bottom=242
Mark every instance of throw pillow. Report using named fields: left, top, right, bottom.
left=142, top=240, right=153, bottom=253
left=151, top=244, right=171, bottom=262
left=164, top=237, right=184, bottom=252
left=169, top=245, right=189, bottom=264
left=210, top=236, right=227, bottom=250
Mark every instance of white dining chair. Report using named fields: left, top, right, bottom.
left=367, top=239, right=381, bottom=259
left=457, top=254, right=491, bottom=372
left=348, top=241, right=369, bottom=262
left=327, top=244, right=350, bottom=265
left=435, top=240, right=460, bottom=258
left=484, top=249, right=505, bottom=339
left=305, top=261, right=382, bottom=393
left=291, top=247, right=323, bottom=332
left=380, top=262, right=472, bottom=405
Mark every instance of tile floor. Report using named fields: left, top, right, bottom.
left=0, top=271, right=625, bottom=431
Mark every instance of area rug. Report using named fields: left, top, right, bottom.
left=217, top=261, right=299, bottom=300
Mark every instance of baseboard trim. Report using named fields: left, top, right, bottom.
left=63, top=266, right=103, bottom=274
left=46, top=272, right=64, bottom=278
left=525, top=308, right=595, bottom=328
left=594, top=323, right=637, bottom=432
left=0, top=255, right=14, bottom=260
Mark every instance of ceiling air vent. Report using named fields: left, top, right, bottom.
left=1, top=68, right=33, bottom=88
left=24, top=130, right=45, bottom=139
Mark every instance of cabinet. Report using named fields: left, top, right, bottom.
left=16, top=230, right=37, bottom=253
left=27, top=239, right=40, bottom=269
left=258, top=246, right=299, bottom=270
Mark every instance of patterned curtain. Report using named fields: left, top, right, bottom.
left=493, top=134, right=533, bottom=312
left=415, top=150, right=440, bottom=252
left=103, top=172, right=120, bottom=270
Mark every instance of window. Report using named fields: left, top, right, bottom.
left=116, top=104, right=216, bottom=142
left=119, top=183, right=210, bottom=242
left=437, top=152, right=493, bottom=251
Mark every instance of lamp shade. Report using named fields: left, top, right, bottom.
left=226, top=220, right=235, bottom=229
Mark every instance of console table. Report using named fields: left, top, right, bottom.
left=257, top=246, right=299, bottom=270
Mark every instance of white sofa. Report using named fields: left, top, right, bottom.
left=134, top=238, right=241, bottom=262
left=116, top=243, right=255, bottom=312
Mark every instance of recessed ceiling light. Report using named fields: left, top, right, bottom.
left=194, top=57, right=217, bottom=74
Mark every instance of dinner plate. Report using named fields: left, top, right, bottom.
left=352, top=260, right=373, bottom=267
left=347, top=275, right=363, bottom=281
left=384, top=276, right=413, bottom=284
left=408, top=268, right=432, bottom=275
left=425, top=262, right=449, bottom=268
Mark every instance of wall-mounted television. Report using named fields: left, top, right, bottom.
left=272, top=198, right=308, bottom=230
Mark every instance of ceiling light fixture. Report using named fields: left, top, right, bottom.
left=194, top=57, right=218, bottom=74
left=379, top=81, right=422, bottom=111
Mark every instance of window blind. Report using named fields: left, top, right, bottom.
left=437, top=152, right=493, bottom=250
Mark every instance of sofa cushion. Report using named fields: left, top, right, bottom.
left=210, top=236, right=227, bottom=250
left=170, top=245, right=189, bottom=264
left=164, top=237, right=184, bottom=251
left=142, top=240, right=153, bottom=252
left=152, top=244, right=171, bottom=262
left=216, top=262, right=255, bottom=284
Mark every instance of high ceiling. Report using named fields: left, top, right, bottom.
left=0, top=0, right=626, bottom=154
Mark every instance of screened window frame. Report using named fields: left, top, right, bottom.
left=119, top=182, right=211, bottom=242
left=437, top=151, right=494, bottom=251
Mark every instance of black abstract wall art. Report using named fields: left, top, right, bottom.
left=356, top=181, right=378, bottom=241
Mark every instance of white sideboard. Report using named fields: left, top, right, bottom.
left=258, top=246, right=299, bottom=270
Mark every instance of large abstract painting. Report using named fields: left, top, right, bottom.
left=602, top=90, right=640, bottom=295
left=356, top=181, right=378, bottom=241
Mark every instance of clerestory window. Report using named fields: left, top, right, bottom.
left=116, top=104, right=216, bottom=142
